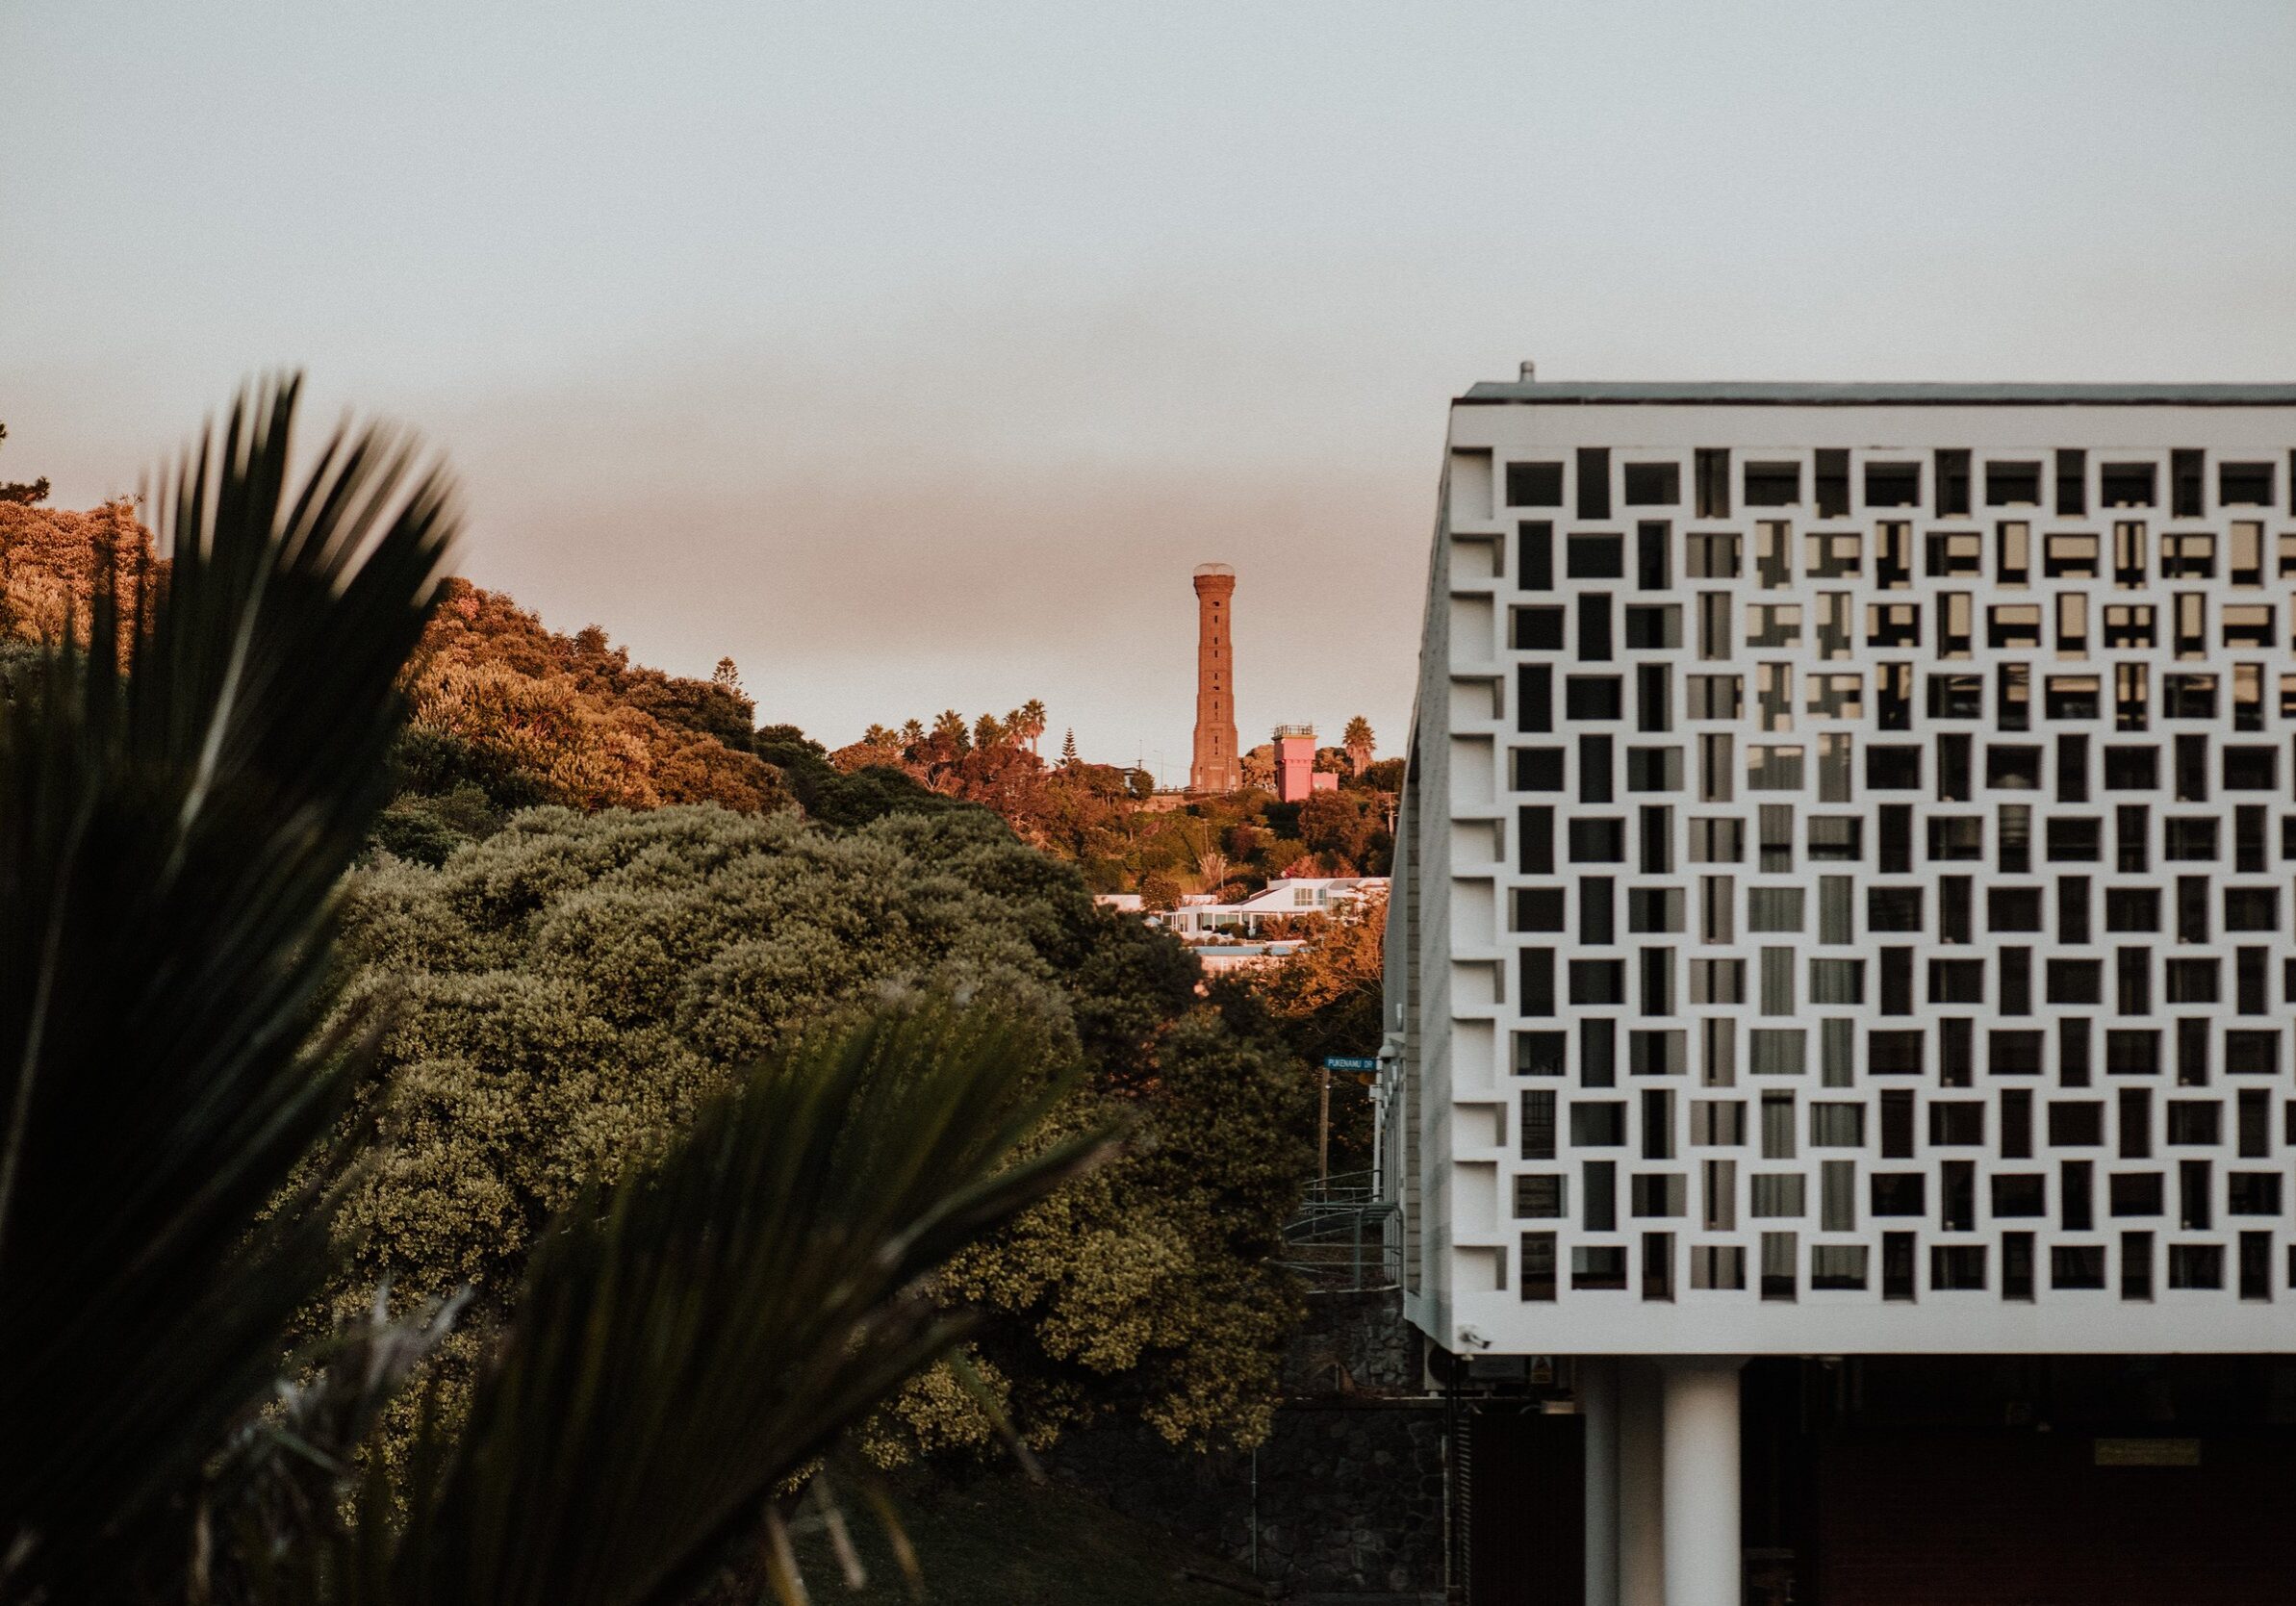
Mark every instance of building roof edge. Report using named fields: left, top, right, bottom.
left=1457, top=380, right=2296, bottom=407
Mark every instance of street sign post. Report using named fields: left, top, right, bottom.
left=1318, top=1058, right=1379, bottom=1182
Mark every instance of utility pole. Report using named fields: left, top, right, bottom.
left=1318, top=1062, right=1332, bottom=1185
left=1320, top=1057, right=1377, bottom=1189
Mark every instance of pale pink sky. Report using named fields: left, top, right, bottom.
left=6, top=3, right=2294, bottom=781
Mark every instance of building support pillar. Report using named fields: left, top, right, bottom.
left=1660, top=1356, right=1748, bottom=1606
left=1618, top=1360, right=1665, bottom=1606
left=1580, top=1357, right=1620, bottom=1606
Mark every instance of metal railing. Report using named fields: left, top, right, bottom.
left=1276, top=1169, right=1400, bottom=1292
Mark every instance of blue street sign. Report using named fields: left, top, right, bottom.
left=1322, top=1056, right=1377, bottom=1071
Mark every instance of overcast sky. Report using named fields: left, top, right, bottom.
left=6, top=2, right=2293, bottom=781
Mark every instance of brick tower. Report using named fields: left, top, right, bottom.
left=1188, top=563, right=1240, bottom=793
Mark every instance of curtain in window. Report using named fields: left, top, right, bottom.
left=1752, top=1173, right=1805, bottom=1217
left=1761, top=947, right=1796, bottom=1015
left=1761, top=1091, right=1797, bottom=1160
left=1701, top=1018, right=1737, bottom=1087
left=1822, top=1160, right=1858, bottom=1232
left=1809, top=958, right=1865, bottom=1006
left=1821, top=1017, right=1855, bottom=1086
left=1818, top=877, right=1855, bottom=944
left=1750, top=1029, right=1807, bottom=1077
left=1702, top=1158, right=1738, bottom=1232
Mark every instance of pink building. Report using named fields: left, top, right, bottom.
left=1272, top=724, right=1339, bottom=803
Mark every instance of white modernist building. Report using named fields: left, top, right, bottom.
left=1382, top=375, right=2296, bottom=1604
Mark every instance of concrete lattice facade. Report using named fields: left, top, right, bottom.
left=1386, top=381, right=2296, bottom=1364
left=1383, top=380, right=2296, bottom=1603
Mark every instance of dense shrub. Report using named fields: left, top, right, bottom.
left=337, top=804, right=1312, bottom=1457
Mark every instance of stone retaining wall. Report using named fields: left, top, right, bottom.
left=1049, top=1290, right=1445, bottom=1601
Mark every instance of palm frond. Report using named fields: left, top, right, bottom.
left=374, top=999, right=1116, bottom=1606
left=0, top=375, right=457, bottom=1601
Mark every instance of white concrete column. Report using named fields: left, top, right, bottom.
left=1579, top=1358, right=1620, bottom=1606
left=1660, top=1357, right=1748, bottom=1606
left=1618, top=1359, right=1665, bottom=1606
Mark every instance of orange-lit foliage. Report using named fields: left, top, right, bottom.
left=1253, top=889, right=1387, bottom=1026
left=408, top=579, right=782, bottom=811
left=826, top=709, right=1398, bottom=894
left=0, top=518, right=779, bottom=815
left=830, top=724, right=1142, bottom=862
left=0, top=500, right=159, bottom=651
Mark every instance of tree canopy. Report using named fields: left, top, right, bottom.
left=399, top=579, right=784, bottom=811
left=339, top=803, right=1312, bottom=1457
left=0, top=498, right=155, bottom=644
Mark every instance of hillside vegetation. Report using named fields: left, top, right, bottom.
left=3, top=494, right=1382, bottom=1472
left=4, top=497, right=1393, bottom=894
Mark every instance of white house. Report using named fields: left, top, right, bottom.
left=1154, top=875, right=1388, bottom=938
